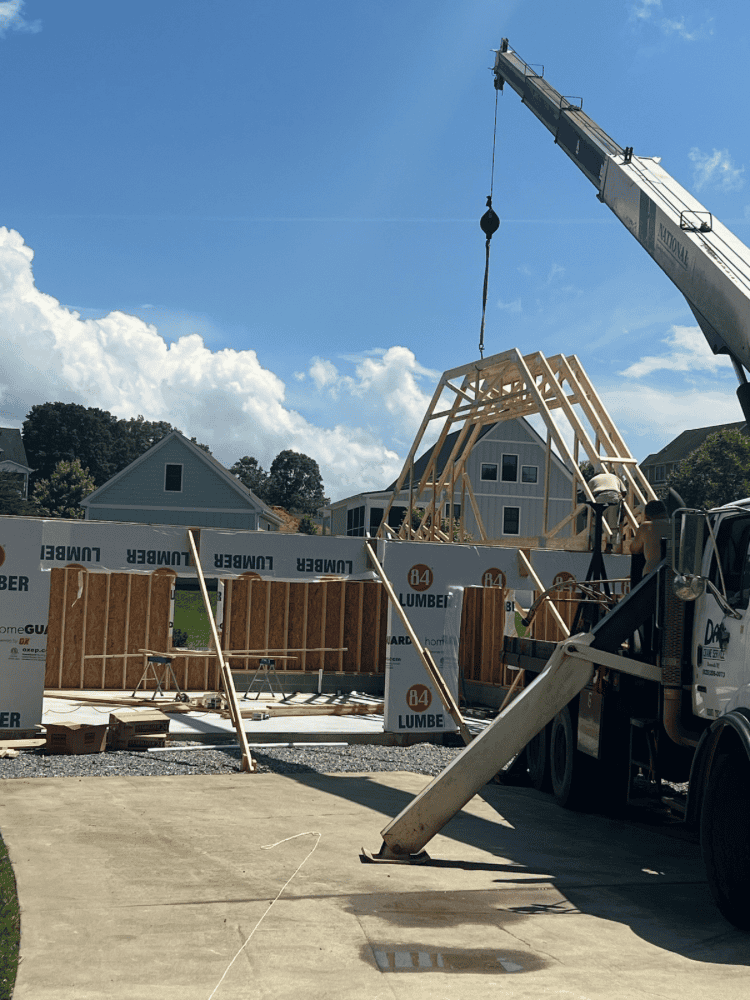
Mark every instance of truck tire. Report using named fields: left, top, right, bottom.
left=701, top=751, right=750, bottom=930
left=526, top=724, right=552, bottom=791
left=550, top=704, right=593, bottom=809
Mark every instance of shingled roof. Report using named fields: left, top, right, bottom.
left=642, top=421, right=748, bottom=468
left=0, top=427, right=31, bottom=471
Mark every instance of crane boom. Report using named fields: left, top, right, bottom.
left=492, top=40, right=750, bottom=420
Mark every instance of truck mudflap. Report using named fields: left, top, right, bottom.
left=365, top=635, right=596, bottom=862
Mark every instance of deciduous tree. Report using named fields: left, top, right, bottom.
left=667, top=428, right=750, bottom=509
left=23, top=402, right=119, bottom=487
left=230, top=456, right=270, bottom=500
left=266, top=450, right=328, bottom=514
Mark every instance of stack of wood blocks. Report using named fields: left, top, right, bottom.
left=107, top=709, right=171, bottom=750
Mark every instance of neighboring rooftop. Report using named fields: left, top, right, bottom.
left=641, top=421, right=748, bottom=487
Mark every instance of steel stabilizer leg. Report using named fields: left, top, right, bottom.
left=365, top=637, right=596, bottom=861
left=360, top=842, right=430, bottom=865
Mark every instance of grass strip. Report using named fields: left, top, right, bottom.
left=0, top=834, right=19, bottom=999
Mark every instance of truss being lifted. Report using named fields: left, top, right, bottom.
left=377, top=348, right=656, bottom=549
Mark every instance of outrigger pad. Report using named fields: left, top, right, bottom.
left=360, top=843, right=431, bottom=865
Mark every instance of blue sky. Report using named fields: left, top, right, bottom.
left=1, top=0, right=749, bottom=501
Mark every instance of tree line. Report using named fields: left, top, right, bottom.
left=0, top=401, right=328, bottom=522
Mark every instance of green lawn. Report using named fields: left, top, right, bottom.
left=0, top=835, right=19, bottom=999
left=173, top=589, right=218, bottom=650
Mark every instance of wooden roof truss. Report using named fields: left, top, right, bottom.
left=377, top=348, right=657, bottom=549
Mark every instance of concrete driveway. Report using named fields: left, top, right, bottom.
left=1, top=770, right=748, bottom=1000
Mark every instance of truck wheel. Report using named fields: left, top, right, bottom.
left=526, top=725, right=551, bottom=791
left=701, top=751, right=750, bottom=930
left=550, top=704, right=593, bottom=809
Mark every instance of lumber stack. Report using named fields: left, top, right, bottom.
left=107, top=709, right=171, bottom=750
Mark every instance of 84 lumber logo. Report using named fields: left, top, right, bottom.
left=399, top=683, right=445, bottom=730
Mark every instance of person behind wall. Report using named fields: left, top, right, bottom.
left=588, top=470, right=626, bottom=553
left=630, top=500, right=670, bottom=582
left=629, top=499, right=670, bottom=657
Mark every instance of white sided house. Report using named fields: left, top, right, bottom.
left=81, top=431, right=282, bottom=531
left=324, top=417, right=574, bottom=541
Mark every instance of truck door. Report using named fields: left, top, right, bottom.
left=691, top=513, right=750, bottom=720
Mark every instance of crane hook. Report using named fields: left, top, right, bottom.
left=478, top=195, right=500, bottom=359
left=480, top=195, right=500, bottom=240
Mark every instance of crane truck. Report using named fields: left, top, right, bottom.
left=365, top=41, right=750, bottom=931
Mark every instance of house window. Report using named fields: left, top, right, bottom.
left=387, top=505, right=407, bottom=529
left=369, top=507, right=384, bottom=534
left=503, top=506, right=520, bottom=535
left=654, top=465, right=666, bottom=482
left=164, top=464, right=183, bottom=492
left=481, top=463, right=498, bottom=481
left=501, top=454, right=518, bottom=482
left=521, top=465, right=538, bottom=484
left=445, top=502, right=461, bottom=520
left=347, top=505, right=365, bottom=536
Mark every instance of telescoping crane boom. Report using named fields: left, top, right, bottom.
left=366, top=41, right=750, bottom=932
left=492, top=39, right=750, bottom=421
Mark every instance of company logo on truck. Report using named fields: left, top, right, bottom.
left=658, top=223, right=690, bottom=270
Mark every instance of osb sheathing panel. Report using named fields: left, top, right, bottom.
left=286, top=583, right=307, bottom=661
left=47, top=572, right=390, bottom=690
left=305, top=583, right=325, bottom=672
left=459, top=586, right=507, bottom=686
left=534, top=580, right=578, bottom=644
left=359, top=580, right=384, bottom=674
left=47, top=570, right=175, bottom=691
left=323, top=581, right=343, bottom=672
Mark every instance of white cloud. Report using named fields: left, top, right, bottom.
left=308, top=357, right=339, bottom=391
left=619, top=324, right=733, bottom=378
left=631, top=0, right=661, bottom=21
left=0, top=227, right=416, bottom=501
left=497, top=297, right=522, bottom=313
left=661, top=17, right=699, bottom=41
left=631, top=1, right=711, bottom=41
left=298, top=348, right=439, bottom=448
left=602, top=383, right=742, bottom=445
left=689, top=148, right=745, bottom=193
left=0, top=1, right=40, bottom=37
left=546, top=263, right=565, bottom=284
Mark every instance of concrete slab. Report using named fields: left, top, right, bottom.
left=1, top=772, right=748, bottom=1000
left=41, top=692, right=386, bottom=742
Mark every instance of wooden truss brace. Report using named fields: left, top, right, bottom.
left=187, top=529, right=256, bottom=772
left=377, top=348, right=656, bottom=549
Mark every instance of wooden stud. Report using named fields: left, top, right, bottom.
left=121, top=575, right=132, bottom=689
left=78, top=571, right=89, bottom=689
left=301, top=582, right=309, bottom=671
left=100, top=574, right=111, bottom=689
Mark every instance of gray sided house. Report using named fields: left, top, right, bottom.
left=81, top=431, right=282, bottom=531
left=0, top=427, right=33, bottom=498
left=323, top=417, right=574, bottom=541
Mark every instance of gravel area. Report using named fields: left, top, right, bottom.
left=0, top=741, right=465, bottom=780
